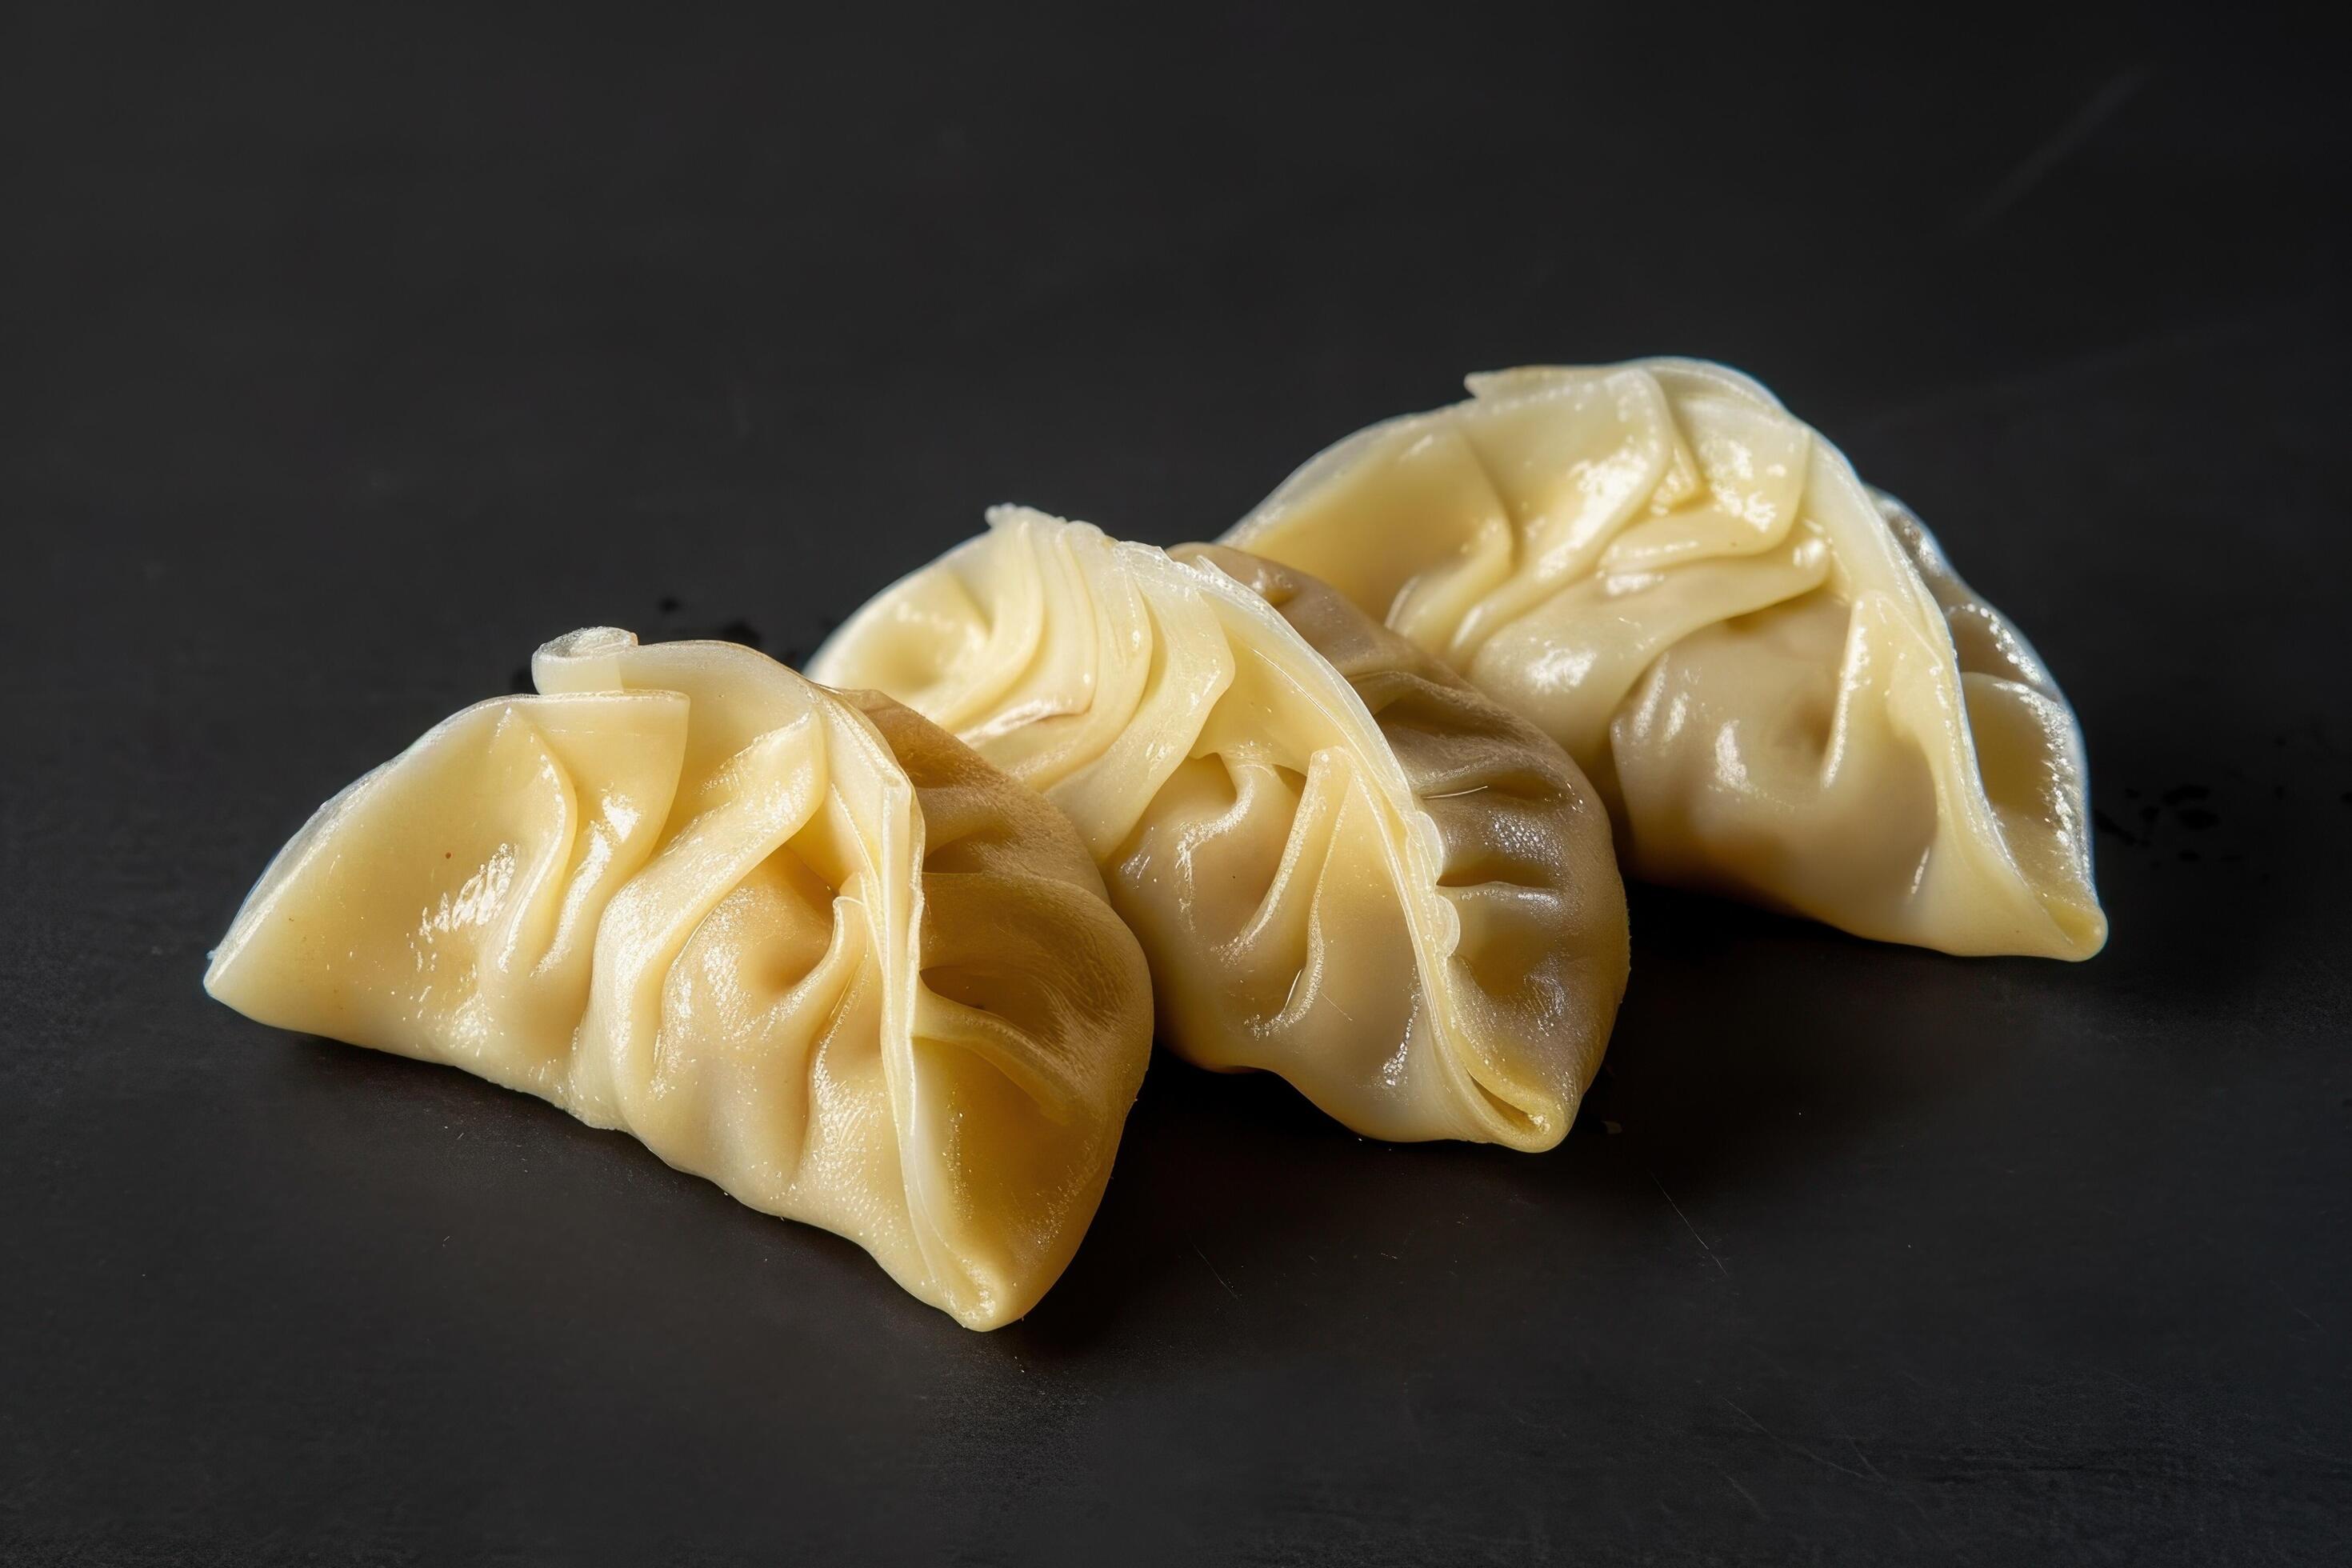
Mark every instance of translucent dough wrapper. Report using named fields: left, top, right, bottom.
left=810, top=510, right=1630, bottom=1151
left=205, top=629, right=1154, bottom=1330
left=1224, top=359, right=2106, bottom=960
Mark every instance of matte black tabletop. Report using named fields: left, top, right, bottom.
left=5, top=6, right=2346, bottom=1563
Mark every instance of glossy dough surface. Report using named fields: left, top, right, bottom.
left=1225, top=359, right=2106, bottom=959
left=810, top=510, right=1629, bottom=1150
left=205, top=628, right=1154, bottom=1330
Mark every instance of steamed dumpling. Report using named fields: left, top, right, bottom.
left=204, top=628, right=1153, bottom=1330
left=809, top=509, right=1629, bottom=1151
left=1224, top=359, right=2106, bottom=960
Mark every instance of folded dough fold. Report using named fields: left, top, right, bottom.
left=206, top=627, right=1154, bottom=1329
left=810, top=510, right=1629, bottom=1150
left=1224, top=359, right=2106, bottom=959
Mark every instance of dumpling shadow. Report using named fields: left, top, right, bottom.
left=1008, top=890, right=1979, bottom=1356
left=271, top=1030, right=1364, bottom=1358
left=999, top=1051, right=1367, bottom=1354
left=265, top=1034, right=986, bottom=1345
left=258, top=854, right=2159, bottom=1365
left=1503, top=883, right=2031, bottom=1210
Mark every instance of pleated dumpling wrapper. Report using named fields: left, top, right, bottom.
left=808, top=509, right=1629, bottom=1151
left=204, top=628, right=1154, bottom=1330
left=1223, top=359, right=2106, bottom=960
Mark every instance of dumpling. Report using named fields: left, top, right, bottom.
left=1224, top=358, right=2107, bottom=960
left=809, top=509, right=1629, bottom=1151
left=203, top=627, right=1154, bottom=1330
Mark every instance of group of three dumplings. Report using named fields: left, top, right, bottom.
left=207, top=358, right=2106, bottom=1329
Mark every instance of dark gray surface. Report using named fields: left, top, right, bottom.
left=3, top=4, right=2346, bottom=1563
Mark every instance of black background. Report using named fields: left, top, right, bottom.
left=4, top=4, right=2347, bottom=1563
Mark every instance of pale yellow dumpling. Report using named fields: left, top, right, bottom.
left=1224, top=359, right=2106, bottom=960
left=811, top=510, right=1630, bottom=1151
left=206, top=628, right=1154, bottom=1330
